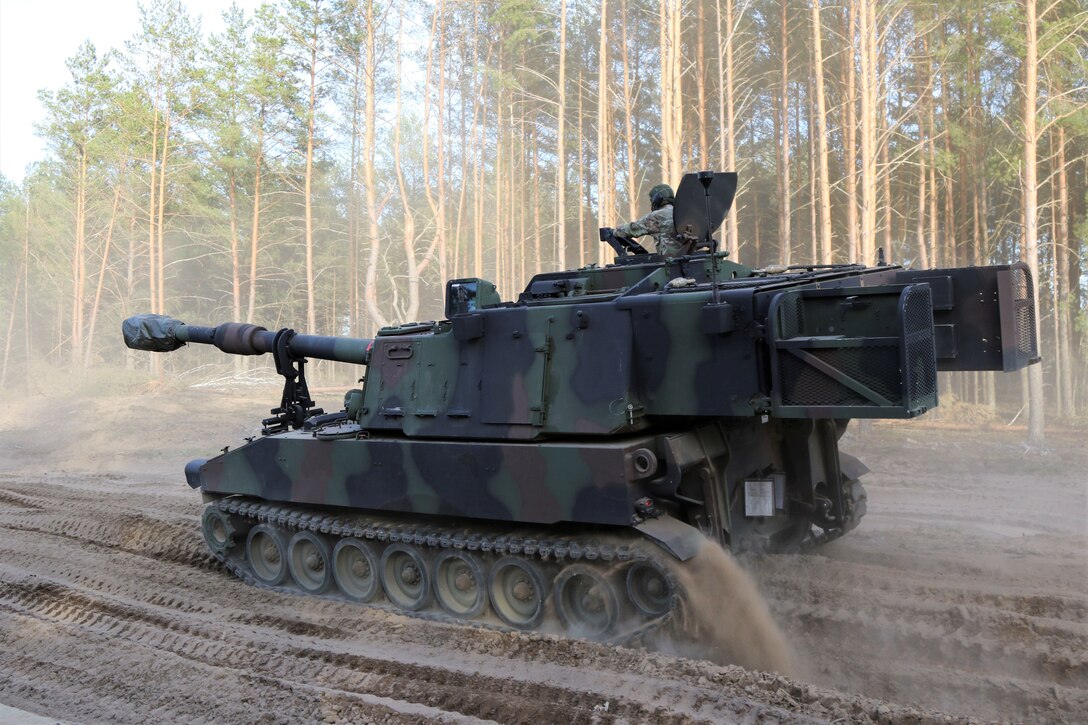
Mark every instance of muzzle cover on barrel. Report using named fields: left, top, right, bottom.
left=121, top=314, right=186, bottom=352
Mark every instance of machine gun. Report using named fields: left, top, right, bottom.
left=598, top=227, right=649, bottom=256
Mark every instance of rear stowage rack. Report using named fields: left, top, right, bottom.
left=1008, top=266, right=1040, bottom=369
left=896, top=262, right=1040, bottom=372
left=768, top=283, right=938, bottom=419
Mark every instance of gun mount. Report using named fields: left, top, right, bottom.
left=123, top=170, right=1040, bottom=643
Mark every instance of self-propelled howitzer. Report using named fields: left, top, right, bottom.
left=123, top=171, right=1040, bottom=641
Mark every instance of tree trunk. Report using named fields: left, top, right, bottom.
left=521, top=122, right=528, bottom=287
left=510, top=81, right=519, bottom=292
left=156, top=106, right=171, bottom=317
left=915, top=38, right=931, bottom=269
left=23, top=194, right=32, bottom=374
left=496, top=54, right=505, bottom=282
left=857, top=0, right=878, bottom=266
left=452, top=15, right=473, bottom=281
left=754, top=186, right=762, bottom=265
left=125, top=212, right=136, bottom=371
left=348, top=41, right=362, bottom=334
left=473, top=69, right=487, bottom=277
left=843, top=1, right=859, bottom=262
left=808, top=73, right=817, bottom=265
left=597, top=0, right=610, bottom=243
left=1047, top=131, right=1062, bottom=417
left=247, top=122, right=264, bottom=325
left=556, top=0, right=568, bottom=269
left=1, top=267, right=21, bottom=388
left=228, top=172, right=242, bottom=363
left=84, top=180, right=124, bottom=365
left=777, top=0, right=791, bottom=265
left=658, top=0, right=683, bottom=185
left=532, top=128, right=542, bottom=274
left=724, top=0, right=739, bottom=258
left=695, top=2, right=708, bottom=168
left=148, top=99, right=160, bottom=317
left=916, top=132, right=929, bottom=269
left=621, top=0, right=639, bottom=222
left=415, top=13, right=451, bottom=290
left=980, top=158, right=995, bottom=408
left=303, top=1, right=319, bottom=332
left=880, top=121, right=891, bottom=261
left=1023, top=0, right=1045, bottom=444
left=927, top=64, right=938, bottom=269
left=421, top=0, right=447, bottom=292
left=576, top=68, right=587, bottom=268
left=811, top=0, right=832, bottom=265
left=71, top=149, right=87, bottom=367
left=363, top=0, right=387, bottom=329
left=436, top=13, right=448, bottom=284
left=1056, top=125, right=1074, bottom=415
left=393, top=21, right=420, bottom=321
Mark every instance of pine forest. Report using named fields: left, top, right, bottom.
left=1, top=0, right=1086, bottom=436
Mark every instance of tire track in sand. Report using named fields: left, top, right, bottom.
left=0, top=481, right=842, bottom=724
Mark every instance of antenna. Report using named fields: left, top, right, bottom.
left=675, top=170, right=739, bottom=335
left=698, top=171, right=719, bottom=304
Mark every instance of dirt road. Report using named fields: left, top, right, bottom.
left=757, top=424, right=1087, bottom=723
left=0, top=390, right=1084, bottom=723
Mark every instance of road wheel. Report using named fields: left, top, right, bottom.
left=555, top=564, right=619, bottom=637
left=380, top=544, right=431, bottom=611
left=202, top=507, right=236, bottom=556
left=433, top=550, right=487, bottom=618
left=332, top=538, right=381, bottom=602
left=843, top=478, right=868, bottom=531
left=625, top=560, right=673, bottom=618
left=246, top=524, right=288, bottom=586
left=288, top=531, right=332, bottom=594
left=488, top=556, right=546, bottom=629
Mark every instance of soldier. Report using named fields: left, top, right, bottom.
left=614, top=183, right=689, bottom=257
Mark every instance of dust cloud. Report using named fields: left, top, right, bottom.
left=669, top=540, right=798, bottom=675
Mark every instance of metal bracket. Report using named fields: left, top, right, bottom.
left=261, top=328, right=324, bottom=435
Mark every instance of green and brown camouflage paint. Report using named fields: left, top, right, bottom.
left=127, top=251, right=1039, bottom=553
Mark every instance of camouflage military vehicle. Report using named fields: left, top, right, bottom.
left=124, top=171, right=1039, bottom=641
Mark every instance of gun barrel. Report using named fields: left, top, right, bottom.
left=123, top=314, right=372, bottom=365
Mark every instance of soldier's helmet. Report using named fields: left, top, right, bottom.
left=649, top=183, right=675, bottom=210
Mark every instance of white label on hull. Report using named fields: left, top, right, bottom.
left=744, top=479, right=774, bottom=518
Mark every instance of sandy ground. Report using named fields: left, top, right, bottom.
left=0, top=387, right=1084, bottom=724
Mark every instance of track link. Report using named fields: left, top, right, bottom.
left=209, top=496, right=682, bottom=646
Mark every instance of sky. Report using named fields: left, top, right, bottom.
left=0, top=0, right=262, bottom=184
